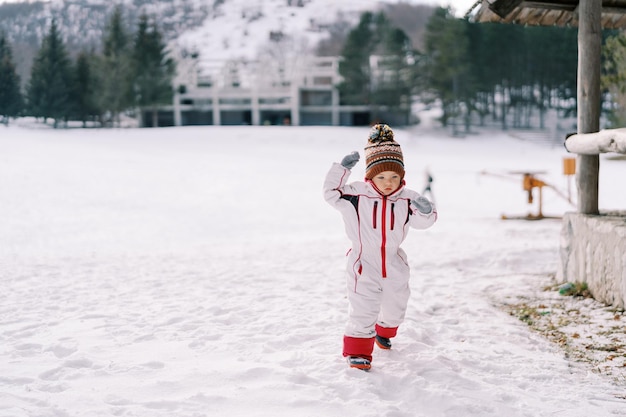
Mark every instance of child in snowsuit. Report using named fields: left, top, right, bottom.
left=323, top=124, right=437, bottom=370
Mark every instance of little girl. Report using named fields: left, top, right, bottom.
left=323, top=123, right=437, bottom=370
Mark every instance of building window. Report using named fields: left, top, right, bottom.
left=313, top=76, right=332, bottom=86
left=300, top=91, right=332, bottom=106
left=259, top=97, right=291, bottom=105
left=197, top=76, right=213, bottom=87
left=219, top=98, right=251, bottom=105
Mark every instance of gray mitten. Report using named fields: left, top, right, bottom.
left=411, top=196, right=433, bottom=215
left=340, top=151, right=360, bottom=169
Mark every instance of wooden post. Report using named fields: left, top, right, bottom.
left=577, top=0, right=601, bottom=214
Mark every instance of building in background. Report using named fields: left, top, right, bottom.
left=144, top=50, right=409, bottom=127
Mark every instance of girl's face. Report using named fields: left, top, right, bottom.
left=372, top=171, right=401, bottom=195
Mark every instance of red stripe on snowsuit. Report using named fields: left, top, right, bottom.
left=367, top=179, right=403, bottom=279
left=343, top=336, right=375, bottom=361
left=381, top=196, right=387, bottom=278
left=375, top=324, right=398, bottom=339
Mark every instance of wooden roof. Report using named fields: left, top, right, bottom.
left=470, top=0, right=626, bottom=29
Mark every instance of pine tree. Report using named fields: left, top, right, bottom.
left=371, top=25, right=414, bottom=113
left=339, top=10, right=415, bottom=123
left=72, top=51, right=100, bottom=126
left=0, top=31, right=23, bottom=125
left=338, top=12, right=376, bottom=106
left=131, top=14, right=175, bottom=127
left=464, top=21, right=491, bottom=127
left=99, top=5, right=133, bottom=127
left=602, top=32, right=626, bottom=127
left=423, top=7, right=470, bottom=130
left=27, top=20, right=73, bottom=128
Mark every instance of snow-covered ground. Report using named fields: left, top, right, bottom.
left=1, top=120, right=625, bottom=417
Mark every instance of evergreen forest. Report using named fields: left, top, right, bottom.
left=1, top=5, right=626, bottom=130
left=1, top=5, right=175, bottom=127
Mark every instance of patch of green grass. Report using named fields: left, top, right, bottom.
left=557, top=282, right=591, bottom=298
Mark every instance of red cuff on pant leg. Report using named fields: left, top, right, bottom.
left=343, top=336, right=375, bottom=361
left=375, top=324, right=398, bottom=339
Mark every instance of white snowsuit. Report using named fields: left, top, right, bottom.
left=324, top=162, right=437, bottom=359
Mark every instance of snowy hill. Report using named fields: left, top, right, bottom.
left=0, top=0, right=420, bottom=82
left=173, top=0, right=392, bottom=61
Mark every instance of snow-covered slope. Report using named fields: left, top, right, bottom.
left=0, top=0, right=404, bottom=83
left=0, top=0, right=392, bottom=59
left=175, top=0, right=388, bottom=61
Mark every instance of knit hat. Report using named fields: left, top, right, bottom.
left=364, top=123, right=405, bottom=180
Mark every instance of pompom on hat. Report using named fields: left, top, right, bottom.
left=364, top=123, right=405, bottom=180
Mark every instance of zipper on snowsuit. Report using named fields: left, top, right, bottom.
left=381, top=197, right=387, bottom=278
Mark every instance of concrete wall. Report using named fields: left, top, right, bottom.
left=560, top=211, right=626, bottom=309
